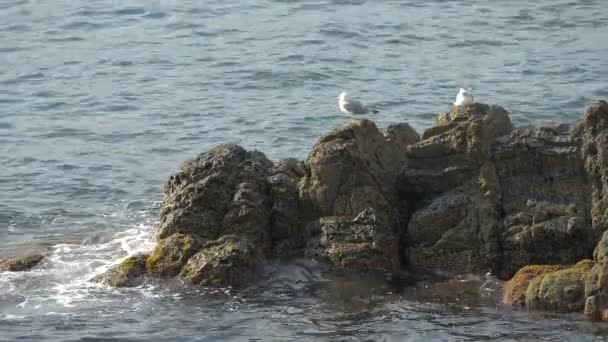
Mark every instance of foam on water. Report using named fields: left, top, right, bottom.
left=0, top=210, right=156, bottom=316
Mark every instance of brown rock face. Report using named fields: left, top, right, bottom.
left=300, top=120, right=411, bottom=272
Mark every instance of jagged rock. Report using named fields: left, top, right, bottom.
left=180, top=235, right=260, bottom=288
left=300, top=120, right=408, bottom=272
left=503, top=264, right=566, bottom=306
left=306, top=208, right=398, bottom=272
left=580, top=100, right=608, bottom=235
left=524, top=259, right=593, bottom=312
left=0, top=252, right=45, bottom=272
left=495, top=124, right=593, bottom=277
left=585, top=230, right=608, bottom=320
left=157, top=144, right=273, bottom=250
left=146, top=234, right=202, bottom=277
left=93, top=254, right=148, bottom=288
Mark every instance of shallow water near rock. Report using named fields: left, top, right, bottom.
left=2, top=0, right=608, bottom=340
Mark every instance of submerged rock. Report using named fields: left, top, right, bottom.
left=93, top=254, right=148, bottom=288
left=0, top=252, right=45, bottom=272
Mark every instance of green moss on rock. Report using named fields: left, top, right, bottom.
left=146, top=234, right=202, bottom=277
left=503, top=264, right=565, bottom=306
left=525, top=259, right=593, bottom=312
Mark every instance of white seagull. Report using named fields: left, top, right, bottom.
left=338, top=92, right=379, bottom=116
left=454, top=88, right=475, bottom=106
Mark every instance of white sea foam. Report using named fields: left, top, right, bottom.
left=0, top=216, right=157, bottom=311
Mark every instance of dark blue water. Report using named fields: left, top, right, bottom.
left=1, top=0, right=608, bottom=340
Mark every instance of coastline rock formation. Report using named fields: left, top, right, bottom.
left=93, top=99, right=608, bottom=322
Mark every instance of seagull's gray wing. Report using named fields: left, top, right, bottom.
left=343, top=99, right=369, bottom=115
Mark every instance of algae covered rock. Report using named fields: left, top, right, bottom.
left=146, top=234, right=202, bottom=277
left=525, top=259, right=593, bottom=312
left=93, top=254, right=148, bottom=288
left=503, top=264, right=565, bottom=306
left=0, top=252, right=45, bottom=272
left=180, top=235, right=260, bottom=288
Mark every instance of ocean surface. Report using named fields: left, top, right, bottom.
left=1, top=0, right=608, bottom=340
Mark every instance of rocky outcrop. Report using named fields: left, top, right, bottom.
left=0, top=252, right=45, bottom=272
left=93, top=254, right=148, bottom=287
left=300, top=120, right=413, bottom=272
left=93, top=98, right=608, bottom=323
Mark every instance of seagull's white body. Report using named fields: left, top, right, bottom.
left=338, top=92, right=377, bottom=116
left=454, top=88, right=475, bottom=106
